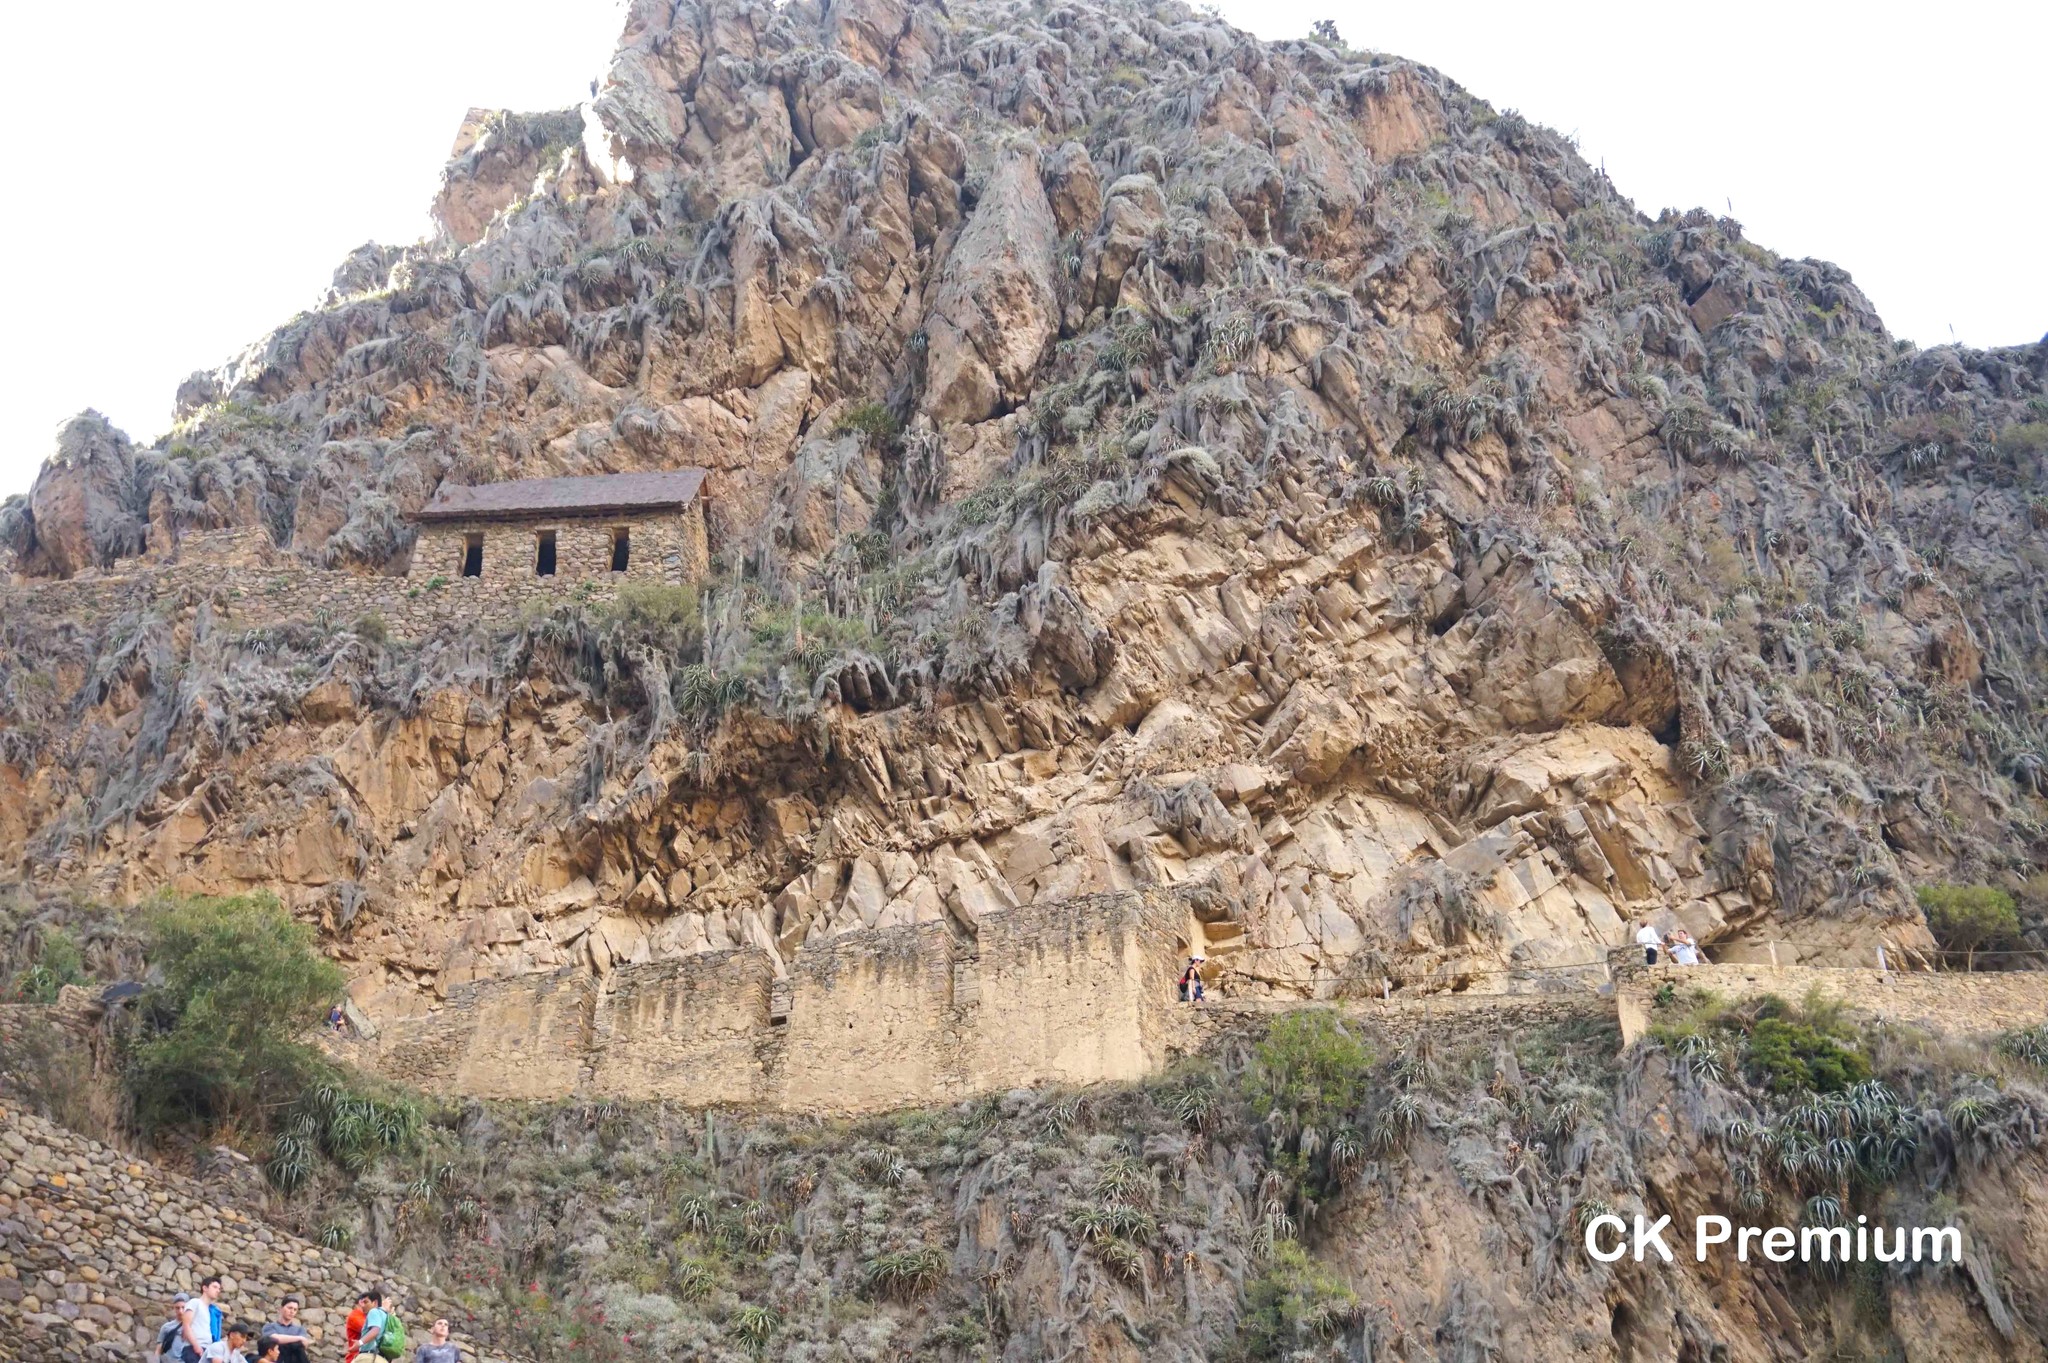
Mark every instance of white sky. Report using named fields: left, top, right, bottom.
left=1, top=0, right=2040, bottom=499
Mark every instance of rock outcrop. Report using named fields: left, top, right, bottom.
left=0, top=0, right=2040, bottom=1088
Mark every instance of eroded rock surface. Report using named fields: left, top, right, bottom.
left=0, top=0, right=2041, bottom=1044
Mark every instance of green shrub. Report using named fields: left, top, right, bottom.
left=833, top=401, right=901, bottom=445
left=603, top=581, right=701, bottom=633
left=5, top=924, right=85, bottom=1003
left=1245, top=1010, right=1373, bottom=1133
left=1744, top=1016, right=1871, bottom=1094
left=0, top=1009, right=101, bottom=1134
left=1237, top=1240, right=1358, bottom=1358
left=1917, top=884, right=2019, bottom=966
left=926, top=1316, right=988, bottom=1349
left=1995, top=421, right=2048, bottom=459
left=124, top=893, right=344, bottom=1136
left=353, top=612, right=389, bottom=646
left=1651, top=989, right=1869, bottom=1096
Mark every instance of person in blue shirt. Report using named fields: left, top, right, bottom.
left=359, top=1290, right=389, bottom=1357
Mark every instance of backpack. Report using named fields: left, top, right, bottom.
left=157, top=1320, right=180, bottom=1360
left=376, top=1314, right=407, bottom=1358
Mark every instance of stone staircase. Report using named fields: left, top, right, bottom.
left=0, top=1104, right=518, bottom=1363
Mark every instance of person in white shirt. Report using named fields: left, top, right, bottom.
left=199, top=1321, right=250, bottom=1363
left=177, top=1278, right=222, bottom=1363
left=1634, top=919, right=1664, bottom=966
left=1671, top=932, right=1701, bottom=966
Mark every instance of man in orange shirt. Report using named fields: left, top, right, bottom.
left=344, top=1291, right=374, bottom=1363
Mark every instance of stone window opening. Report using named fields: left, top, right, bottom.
left=461, top=532, right=483, bottom=577
left=535, top=529, right=557, bottom=576
left=609, top=526, right=631, bottom=572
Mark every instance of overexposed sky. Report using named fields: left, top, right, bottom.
left=1, top=0, right=2041, bottom=498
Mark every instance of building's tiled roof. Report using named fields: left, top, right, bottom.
left=413, top=469, right=708, bottom=522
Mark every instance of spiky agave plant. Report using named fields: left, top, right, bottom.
left=1999, top=1024, right=2048, bottom=1070
left=862, top=1246, right=948, bottom=1301
left=727, top=1304, right=777, bottom=1354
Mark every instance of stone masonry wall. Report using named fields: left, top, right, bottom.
left=1, top=505, right=707, bottom=647
left=1612, top=956, right=2048, bottom=1045
left=0, top=1105, right=515, bottom=1363
left=586, top=950, right=775, bottom=1105
left=778, top=923, right=960, bottom=1111
left=363, top=891, right=1186, bottom=1113
left=411, top=504, right=706, bottom=587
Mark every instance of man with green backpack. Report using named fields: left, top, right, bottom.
left=358, top=1290, right=408, bottom=1360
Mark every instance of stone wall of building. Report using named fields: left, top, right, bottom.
left=1612, top=956, right=2048, bottom=1045
left=360, top=891, right=1187, bottom=1113
left=411, top=503, right=706, bottom=587
left=0, top=509, right=707, bottom=646
left=0, top=1105, right=514, bottom=1362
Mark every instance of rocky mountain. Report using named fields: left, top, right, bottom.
left=4, top=0, right=2048, bottom=1350
left=6, top=1, right=2048, bottom=1360
left=2, top=0, right=2046, bottom=1071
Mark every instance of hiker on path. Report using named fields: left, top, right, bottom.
left=415, top=1318, right=460, bottom=1363
left=1671, top=931, right=1701, bottom=967
left=263, top=1295, right=312, bottom=1363
left=344, top=1290, right=374, bottom=1363
left=1178, top=955, right=1206, bottom=1003
left=359, top=1290, right=389, bottom=1358
left=198, top=1321, right=251, bottom=1363
left=1635, top=919, right=1664, bottom=966
left=176, top=1277, right=223, bottom=1363
left=155, top=1292, right=192, bottom=1362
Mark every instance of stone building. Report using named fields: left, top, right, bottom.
left=409, top=468, right=710, bottom=585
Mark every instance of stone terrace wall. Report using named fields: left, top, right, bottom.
left=364, top=891, right=1186, bottom=1113
left=0, top=1106, right=516, bottom=1363
left=0, top=516, right=703, bottom=645
left=1613, top=957, right=2048, bottom=1045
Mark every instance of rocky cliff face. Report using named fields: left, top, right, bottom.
left=1, top=0, right=2044, bottom=1028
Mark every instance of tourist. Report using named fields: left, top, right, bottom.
left=415, top=1318, right=460, bottom=1363
left=1634, top=919, right=1664, bottom=966
left=253, top=1338, right=283, bottom=1363
left=359, top=1289, right=390, bottom=1358
left=1671, top=931, right=1702, bottom=967
left=329, top=1004, right=347, bottom=1032
left=1178, top=955, right=1206, bottom=1003
left=155, top=1292, right=192, bottom=1361
left=198, top=1321, right=251, bottom=1363
left=344, top=1290, right=374, bottom=1363
left=176, top=1277, right=223, bottom=1363
left=262, top=1295, right=313, bottom=1363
